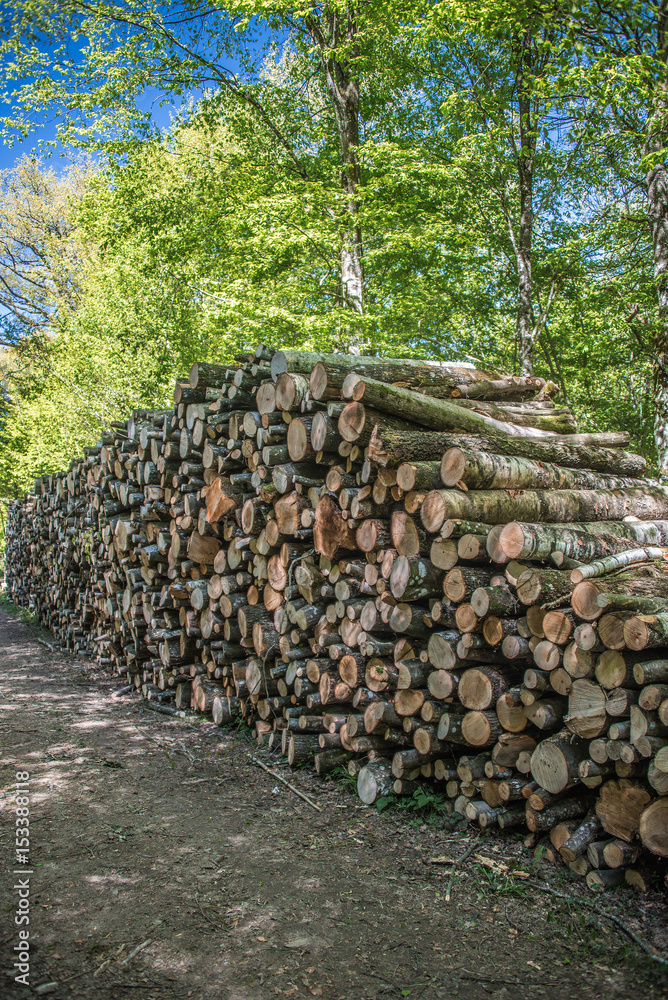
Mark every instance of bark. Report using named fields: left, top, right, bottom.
left=571, top=573, right=668, bottom=621
left=498, top=519, right=668, bottom=563
left=447, top=398, right=576, bottom=433
left=596, top=592, right=668, bottom=614
left=275, top=373, right=310, bottom=413
left=451, top=375, right=545, bottom=399
left=633, top=659, right=668, bottom=684
left=441, top=447, right=640, bottom=492
left=646, top=0, right=668, bottom=476
left=397, top=660, right=432, bottom=690
left=444, top=566, right=495, bottom=603
left=524, top=697, right=566, bottom=731
left=515, top=567, right=573, bottom=606
left=352, top=377, right=556, bottom=439
left=624, top=611, right=668, bottom=650
left=525, top=797, right=588, bottom=833
left=630, top=704, right=668, bottom=742
left=558, top=811, right=603, bottom=862
left=586, top=868, right=627, bottom=890
left=481, top=616, right=515, bottom=649
left=606, top=688, right=639, bottom=718
left=421, top=487, right=668, bottom=534
left=307, top=11, right=365, bottom=348
left=571, top=547, right=668, bottom=584
left=272, top=351, right=501, bottom=388
left=501, top=634, right=532, bottom=660
left=471, top=585, right=519, bottom=618
left=396, top=461, right=444, bottom=492
left=389, top=555, right=442, bottom=601
left=369, top=426, right=645, bottom=476
left=337, top=401, right=417, bottom=444
left=516, top=29, right=537, bottom=374
left=189, top=362, right=230, bottom=389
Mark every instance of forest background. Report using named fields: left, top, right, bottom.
left=0, top=0, right=666, bottom=526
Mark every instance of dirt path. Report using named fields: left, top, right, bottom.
left=0, top=608, right=666, bottom=1000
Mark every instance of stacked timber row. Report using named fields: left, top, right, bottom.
left=5, top=346, right=668, bottom=889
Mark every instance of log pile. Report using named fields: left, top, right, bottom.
left=5, top=346, right=668, bottom=888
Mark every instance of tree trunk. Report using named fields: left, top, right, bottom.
left=420, top=486, right=668, bottom=534
left=352, top=377, right=553, bottom=439
left=441, top=447, right=640, bottom=492
left=309, top=8, right=365, bottom=350
left=639, top=798, right=668, bottom=856
left=516, top=31, right=536, bottom=374
left=595, top=778, right=652, bottom=843
left=647, top=0, right=668, bottom=476
left=368, top=426, right=644, bottom=475
left=498, top=519, right=668, bottom=563
left=530, top=728, right=589, bottom=793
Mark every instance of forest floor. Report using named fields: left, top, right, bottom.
left=0, top=605, right=667, bottom=1000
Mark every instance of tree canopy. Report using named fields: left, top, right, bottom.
left=0, top=0, right=665, bottom=499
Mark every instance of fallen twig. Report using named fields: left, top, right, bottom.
left=139, top=701, right=183, bottom=718
left=119, top=938, right=151, bottom=966
left=444, top=837, right=481, bottom=902
left=248, top=755, right=323, bottom=812
left=59, top=968, right=92, bottom=984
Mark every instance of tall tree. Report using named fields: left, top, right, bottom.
left=0, top=156, right=89, bottom=338
left=305, top=9, right=365, bottom=327
left=412, top=7, right=586, bottom=374
left=564, top=0, right=668, bottom=474
left=0, top=1, right=375, bottom=347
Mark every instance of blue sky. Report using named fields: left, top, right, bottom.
left=0, top=10, right=265, bottom=173
left=0, top=86, right=188, bottom=171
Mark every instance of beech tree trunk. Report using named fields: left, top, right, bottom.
left=514, top=31, right=537, bottom=374
left=441, top=447, right=640, bottom=492
left=420, top=486, right=668, bottom=534
left=308, top=8, right=365, bottom=350
left=369, top=427, right=644, bottom=475
left=647, top=0, right=668, bottom=476
left=498, top=519, right=668, bottom=563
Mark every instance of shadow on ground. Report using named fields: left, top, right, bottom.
left=0, top=608, right=666, bottom=1000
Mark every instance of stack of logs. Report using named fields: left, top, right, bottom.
left=5, top=347, right=668, bottom=890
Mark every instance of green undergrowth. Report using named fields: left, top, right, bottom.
left=0, top=590, right=38, bottom=625
left=376, top=786, right=467, bottom=830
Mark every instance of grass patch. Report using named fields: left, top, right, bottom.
left=375, top=786, right=466, bottom=828
left=0, top=590, right=38, bottom=625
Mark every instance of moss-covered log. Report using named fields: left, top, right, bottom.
left=420, top=487, right=668, bottom=534
left=441, top=448, right=640, bottom=492
left=368, top=427, right=645, bottom=476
